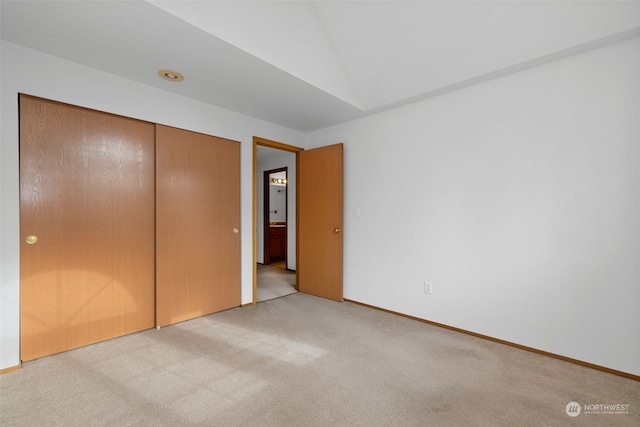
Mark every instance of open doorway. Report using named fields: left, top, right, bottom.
left=263, top=168, right=287, bottom=267
left=253, top=137, right=344, bottom=304
left=254, top=139, right=301, bottom=302
left=257, top=167, right=296, bottom=301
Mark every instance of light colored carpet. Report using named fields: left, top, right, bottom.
left=257, top=264, right=297, bottom=302
left=1, top=293, right=638, bottom=426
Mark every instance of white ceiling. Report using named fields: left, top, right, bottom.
left=256, top=144, right=296, bottom=163
left=2, top=1, right=640, bottom=132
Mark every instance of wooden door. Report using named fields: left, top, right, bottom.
left=156, top=125, right=241, bottom=327
left=19, top=95, right=155, bottom=361
left=298, top=143, right=344, bottom=301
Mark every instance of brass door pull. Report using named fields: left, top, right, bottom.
left=334, top=228, right=342, bottom=233
left=26, top=235, right=38, bottom=244
left=233, top=228, right=239, bottom=234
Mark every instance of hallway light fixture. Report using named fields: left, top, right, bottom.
left=270, top=178, right=287, bottom=185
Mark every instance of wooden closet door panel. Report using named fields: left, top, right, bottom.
left=156, top=125, right=241, bottom=327
left=19, top=95, right=156, bottom=361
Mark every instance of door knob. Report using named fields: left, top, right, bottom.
left=26, top=235, right=38, bottom=245
left=233, top=228, right=239, bottom=234
left=334, top=228, right=342, bottom=233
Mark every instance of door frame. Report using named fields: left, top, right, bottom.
left=263, top=167, right=288, bottom=266
left=252, top=137, right=303, bottom=303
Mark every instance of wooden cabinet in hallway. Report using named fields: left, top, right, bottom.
left=268, top=225, right=287, bottom=262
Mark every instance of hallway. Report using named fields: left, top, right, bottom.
left=256, top=264, right=296, bottom=302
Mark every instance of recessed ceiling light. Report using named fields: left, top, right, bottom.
left=158, top=69, right=184, bottom=82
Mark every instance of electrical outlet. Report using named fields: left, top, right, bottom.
left=424, top=281, right=433, bottom=294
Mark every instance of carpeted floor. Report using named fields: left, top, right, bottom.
left=257, top=263, right=297, bottom=302
left=1, top=293, right=638, bottom=426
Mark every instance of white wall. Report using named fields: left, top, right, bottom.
left=3, top=37, right=639, bottom=376
left=269, top=186, right=287, bottom=223
left=0, top=41, right=305, bottom=370
left=306, top=37, right=640, bottom=375
left=256, top=151, right=297, bottom=270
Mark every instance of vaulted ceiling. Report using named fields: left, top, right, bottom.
left=2, top=1, right=640, bottom=132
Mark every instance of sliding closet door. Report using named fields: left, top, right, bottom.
left=156, top=125, right=241, bottom=327
left=19, top=95, right=156, bottom=361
